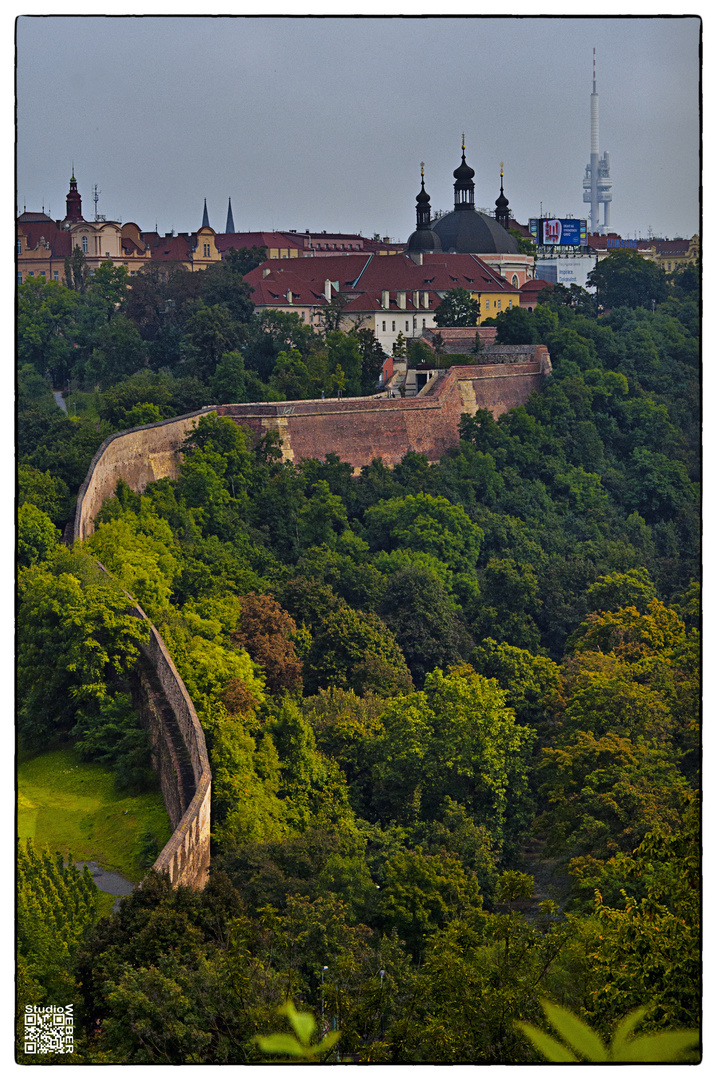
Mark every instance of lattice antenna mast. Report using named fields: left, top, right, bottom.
left=92, top=183, right=105, bottom=222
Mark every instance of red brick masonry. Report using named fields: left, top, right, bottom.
left=73, top=349, right=550, bottom=542
left=216, top=349, right=551, bottom=470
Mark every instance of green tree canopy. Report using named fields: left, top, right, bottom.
left=434, top=287, right=480, bottom=327
left=587, top=249, right=669, bottom=311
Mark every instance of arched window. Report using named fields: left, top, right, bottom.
left=81, top=235, right=88, bottom=253
left=512, top=274, right=519, bottom=287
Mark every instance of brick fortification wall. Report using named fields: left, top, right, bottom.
left=72, top=351, right=550, bottom=543
left=71, top=348, right=548, bottom=890
left=73, top=409, right=214, bottom=543
left=133, top=617, right=211, bottom=890
left=216, top=347, right=551, bottom=469
left=90, top=566, right=212, bottom=890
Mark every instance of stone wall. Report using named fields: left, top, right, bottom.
left=136, top=618, right=211, bottom=890
left=216, top=350, right=550, bottom=470
left=115, top=588, right=211, bottom=891
left=73, top=409, right=213, bottom=542
left=72, top=354, right=549, bottom=540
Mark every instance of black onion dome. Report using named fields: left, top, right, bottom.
left=453, top=150, right=475, bottom=183
left=416, top=178, right=431, bottom=204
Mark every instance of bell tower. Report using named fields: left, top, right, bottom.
left=453, top=135, right=476, bottom=211
left=64, top=170, right=84, bottom=223
left=495, top=163, right=510, bottom=231
left=405, top=162, right=442, bottom=255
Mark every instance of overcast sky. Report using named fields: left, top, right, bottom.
left=15, top=12, right=700, bottom=241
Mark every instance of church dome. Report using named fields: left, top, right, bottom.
left=432, top=209, right=519, bottom=255
left=407, top=225, right=443, bottom=253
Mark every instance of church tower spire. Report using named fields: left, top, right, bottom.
left=225, top=197, right=235, bottom=233
left=453, top=134, right=475, bottom=211
left=415, top=162, right=432, bottom=230
left=495, top=162, right=510, bottom=230
left=405, top=162, right=442, bottom=256
left=64, top=169, right=84, bottom=223
left=201, top=198, right=210, bottom=228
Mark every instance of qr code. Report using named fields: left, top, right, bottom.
left=24, top=1005, right=74, bottom=1054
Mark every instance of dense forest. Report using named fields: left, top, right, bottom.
left=17, top=248, right=700, bottom=1063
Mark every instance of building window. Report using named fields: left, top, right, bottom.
left=40, top=271, right=46, bottom=279
left=17, top=272, right=22, bottom=284
left=497, top=299, right=501, bottom=309
left=17, top=239, right=21, bottom=255
left=82, top=235, right=88, bottom=253
left=28, top=271, right=33, bottom=277
left=508, top=299, right=513, bottom=308
left=392, top=320, right=395, bottom=331
left=53, top=271, right=59, bottom=281
left=422, top=319, right=426, bottom=328
left=382, top=321, right=386, bottom=331
left=405, top=321, right=409, bottom=331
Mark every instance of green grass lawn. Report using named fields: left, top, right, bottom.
left=18, top=744, right=172, bottom=886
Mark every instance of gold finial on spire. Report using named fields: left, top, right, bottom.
left=462, top=132, right=465, bottom=151
left=420, top=161, right=425, bottom=178
left=500, top=161, right=504, bottom=177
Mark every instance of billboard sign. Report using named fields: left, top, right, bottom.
left=606, top=237, right=638, bottom=249
left=538, top=218, right=585, bottom=246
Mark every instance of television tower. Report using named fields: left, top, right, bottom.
left=583, top=49, right=612, bottom=234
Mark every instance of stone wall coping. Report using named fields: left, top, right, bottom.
left=217, top=361, right=542, bottom=420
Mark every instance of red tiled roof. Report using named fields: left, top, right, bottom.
left=520, top=277, right=552, bottom=294
left=214, top=231, right=303, bottom=254
left=244, top=254, right=372, bottom=295
left=121, top=236, right=147, bottom=255
left=653, top=239, right=692, bottom=254
left=17, top=211, right=55, bottom=224
left=19, top=219, right=72, bottom=258
left=145, top=233, right=198, bottom=261
left=243, top=252, right=518, bottom=315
